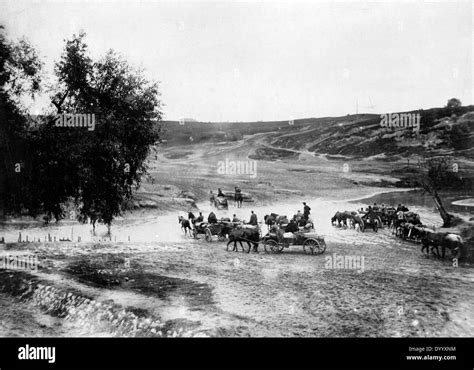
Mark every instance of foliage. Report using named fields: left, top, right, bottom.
left=0, top=25, right=43, bottom=215
left=36, top=32, right=162, bottom=226
left=1, top=29, right=162, bottom=229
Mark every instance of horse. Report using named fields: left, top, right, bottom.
left=404, top=212, right=422, bottom=225
left=361, top=212, right=380, bottom=232
left=421, top=232, right=463, bottom=259
left=227, top=228, right=260, bottom=253
left=331, top=211, right=352, bottom=228
left=210, top=220, right=234, bottom=240
left=214, top=196, right=229, bottom=210
left=348, top=212, right=364, bottom=232
left=234, top=189, right=243, bottom=208
left=405, top=224, right=433, bottom=242
left=380, top=207, right=396, bottom=225
left=331, top=211, right=345, bottom=227
left=395, top=211, right=421, bottom=226
left=178, top=216, right=192, bottom=236
left=264, top=214, right=288, bottom=231
left=264, top=214, right=276, bottom=231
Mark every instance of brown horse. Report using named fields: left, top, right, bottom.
left=331, top=211, right=352, bottom=228
left=421, top=232, right=463, bottom=259
left=178, top=216, right=192, bottom=236
left=227, top=228, right=260, bottom=253
left=348, top=212, right=364, bottom=232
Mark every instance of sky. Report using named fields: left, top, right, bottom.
left=0, top=0, right=472, bottom=122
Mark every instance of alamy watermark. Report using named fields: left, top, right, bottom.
left=380, top=112, right=420, bottom=132
left=217, top=158, right=257, bottom=178
left=0, top=254, right=39, bottom=271
left=54, top=113, right=96, bottom=131
left=324, top=253, right=365, bottom=273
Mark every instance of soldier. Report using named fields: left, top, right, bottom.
left=195, top=212, right=204, bottom=223
left=249, top=211, right=258, bottom=226
left=209, top=191, right=215, bottom=206
left=285, top=219, right=299, bottom=233
left=303, top=202, right=311, bottom=218
left=208, top=211, right=217, bottom=224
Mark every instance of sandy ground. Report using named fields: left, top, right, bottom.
left=1, top=191, right=473, bottom=337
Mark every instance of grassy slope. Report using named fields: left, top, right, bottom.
left=160, top=105, right=473, bottom=158
left=156, top=106, right=474, bottom=190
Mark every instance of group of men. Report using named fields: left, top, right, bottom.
left=357, top=203, right=409, bottom=216
left=187, top=210, right=258, bottom=227
left=286, top=202, right=313, bottom=232
left=186, top=199, right=313, bottom=232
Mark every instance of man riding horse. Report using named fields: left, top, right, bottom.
left=234, top=186, right=243, bottom=208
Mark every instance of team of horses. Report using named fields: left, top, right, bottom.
left=181, top=202, right=465, bottom=261
left=179, top=215, right=260, bottom=253
left=179, top=210, right=314, bottom=254
left=331, top=207, right=464, bottom=260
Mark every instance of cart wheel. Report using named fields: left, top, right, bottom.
left=205, top=228, right=213, bottom=242
left=264, top=239, right=280, bottom=254
left=275, top=242, right=284, bottom=253
left=303, top=238, right=326, bottom=255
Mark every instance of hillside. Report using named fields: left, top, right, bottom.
left=160, top=105, right=474, bottom=160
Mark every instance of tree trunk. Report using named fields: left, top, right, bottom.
left=0, top=177, right=5, bottom=221
left=431, top=189, right=452, bottom=227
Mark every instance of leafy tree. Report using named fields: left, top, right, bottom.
left=446, top=98, right=462, bottom=109
left=416, top=157, right=462, bottom=227
left=0, top=25, right=43, bottom=217
left=33, top=32, right=162, bottom=232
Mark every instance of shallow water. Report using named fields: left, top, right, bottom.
left=0, top=189, right=447, bottom=244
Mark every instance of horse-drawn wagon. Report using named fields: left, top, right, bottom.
left=210, top=195, right=229, bottom=210
left=261, top=229, right=326, bottom=255
left=193, top=221, right=232, bottom=241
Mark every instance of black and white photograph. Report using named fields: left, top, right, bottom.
left=0, top=0, right=473, bottom=367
